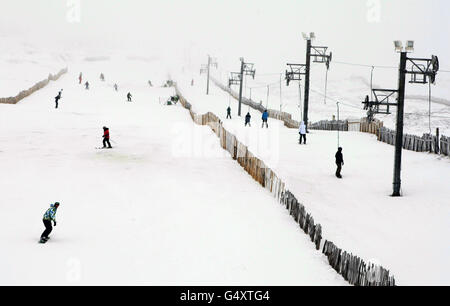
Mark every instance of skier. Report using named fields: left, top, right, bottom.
left=245, top=112, right=251, bottom=127
left=100, top=73, right=105, bottom=81
left=54, top=89, right=63, bottom=109
left=262, top=110, right=269, bottom=128
left=79, top=72, right=82, bottom=84
left=191, top=79, right=194, bottom=86
left=85, top=81, right=90, bottom=90
left=40, top=202, right=60, bottom=243
left=114, top=83, right=118, bottom=91
left=335, top=147, right=344, bottom=178
left=102, top=126, right=112, bottom=148
left=127, top=92, right=132, bottom=102
left=148, top=80, right=153, bottom=87
left=226, top=106, right=232, bottom=119
left=299, top=121, right=307, bottom=144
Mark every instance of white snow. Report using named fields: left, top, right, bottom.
left=0, top=59, right=346, bottom=285
left=174, top=71, right=450, bottom=285
left=211, top=63, right=450, bottom=136
left=0, top=37, right=67, bottom=97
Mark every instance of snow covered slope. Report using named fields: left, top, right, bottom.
left=0, top=37, right=67, bottom=97
left=0, top=59, right=345, bottom=285
left=174, top=72, right=450, bottom=285
left=211, top=62, right=450, bottom=136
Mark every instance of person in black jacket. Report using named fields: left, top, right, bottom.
left=335, top=147, right=344, bottom=178
left=226, top=106, right=232, bottom=119
left=245, top=112, right=251, bottom=127
left=54, top=89, right=62, bottom=109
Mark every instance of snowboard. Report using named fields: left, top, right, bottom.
left=95, top=147, right=113, bottom=150
left=39, top=237, right=49, bottom=244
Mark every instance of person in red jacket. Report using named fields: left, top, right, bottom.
left=102, top=126, right=112, bottom=148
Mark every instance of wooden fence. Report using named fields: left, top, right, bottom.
left=441, top=136, right=450, bottom=156
left=212, top=76, right=449, bottom=158
left=0, top=67, right=68, bottom=104
left=309, top=120, right=348, bottom=131
left=174, top=82, right=396, bottom=286
left=211, top=76, right=301, bottom=129
left=360, top=119, right=449, bottom=157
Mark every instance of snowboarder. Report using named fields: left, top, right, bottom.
left=299, top=121, right=307, bottom=144
left=127, top=92, right=132, bottom=102
left=102, top=126, right=112, bottom=148
left=54, top=89, right=63, bottom=109
left=79, top=72, right=82, bottom=84
left=262, top=110, right=269, bottom=128
left=85, top=81, right=90, bottom=90
left=100, top=73, right=105, bottom=81
left=245, top=112, right=251, bottom=127
left=335, top=147, right=344, bottom=178
left=40, top=202, right=60, bottom=243
left=114, top=83, right=118, bottom=91
left=226, top=106, right=232, bottom=119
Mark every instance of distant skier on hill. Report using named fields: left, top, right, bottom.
left=102, top=126, right=112, bottom=148
left=226, top=106, right=232, bottom=119
left=262, top=110, right=269, bottom=128
left=114, top=83, right=118, bottom=91
left=85, top=81, right=90, bottom=90
left=299, top=121, right=307, bottom=144
left=79, top=72, right=82, bottom=84
left=148, top=80, right=153, bottom=87
left=335, top=147, right=344, bottom=178
left=127, top=92, right=132, bottom=102
left=40, top=202, right=60, bottom=243
left=54, top=89, right=63, bottom=109
left=245, top=112, right=251, bottom=127
left=100, top=73, right=105, bottom=81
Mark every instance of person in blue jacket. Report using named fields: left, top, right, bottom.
left=262, top=110, right=269, bottom=128
left=40, top=202, right=60, bottom=242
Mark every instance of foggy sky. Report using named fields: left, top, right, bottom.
left=1, top=0, right=449, bottom=72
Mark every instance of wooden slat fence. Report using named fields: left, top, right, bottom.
left=368, top=124, right=448, bottom=157
left=309, top=120, right=349, bottom=131
left=174, top=82, right=396, bottom=286
left=211, top=76, right=449, bottom=158
left=211, top=76, right=301, bottom=129
left=0, top=68, right=68, bottom=104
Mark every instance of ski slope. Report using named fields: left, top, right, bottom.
left=0, top=59, right=346, bottom=285
left=0, top=37, right=67, bottom=97
left=174, top=72, right=450, bottom=285
left=210, top=63, right=450, bottom=136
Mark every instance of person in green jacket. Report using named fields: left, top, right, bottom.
left=40, top=202, right=60, bottom=242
